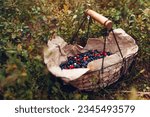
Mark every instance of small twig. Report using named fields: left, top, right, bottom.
left=120, top=91, right=150, bottom=96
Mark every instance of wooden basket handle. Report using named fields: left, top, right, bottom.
left=85, top=9, right=113, bottom=30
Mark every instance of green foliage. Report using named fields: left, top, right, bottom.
left=0, top=0, right=149, bottom=99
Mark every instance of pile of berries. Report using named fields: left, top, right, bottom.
left=60, top=50, right=112, bottom=69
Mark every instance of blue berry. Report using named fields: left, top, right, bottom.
left=107, top=52, right=112, bottom=56
left=60, top=49, right=112, bottom=69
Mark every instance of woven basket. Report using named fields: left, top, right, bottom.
left=44, top=9, right=138, bottom=91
